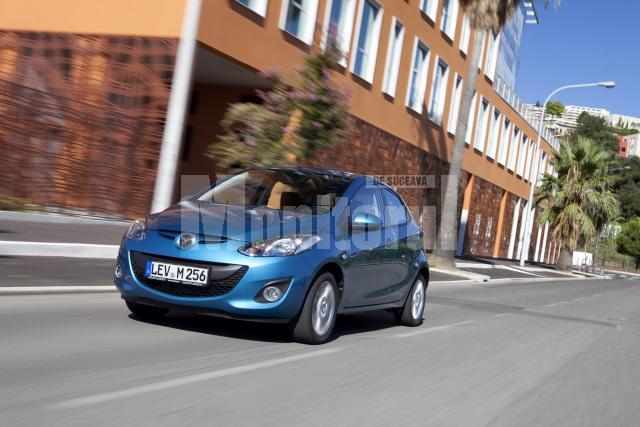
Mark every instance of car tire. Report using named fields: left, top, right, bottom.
left=395, top=275, right=426, bottom=326
left=291, top=272, right=338, bottom=345
left=125, top=300, right=169, bottom=318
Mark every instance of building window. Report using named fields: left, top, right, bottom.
left=280, top=0, right=319, bottom=45
left=524, top=140, right=535, bottom=181
left=322, top=0, right=357, bottom=64
left=508, top=126, right=520, bottom=171
left=428, top=57, right=449, bottom=124
left=497, top=118, right=510, bottom=165
left=447, top=73, right=463, bottom=134
left=351, top=0, right=383, bottom=83
left=459, top=14, right=471, bottom=54
left=516, top=134, right=528, bottom=177
left=484, top=30, right=500, bottom=79
left=405, top=38, right=430, bottom=113
left=537, top=152, right=547, bottom=186
left=465, top=91, right=478, bottom=144
left=420, top=0, right=438, bottom=21
left=235, top=0, right=268, bottom=16
left=441, top=0, right=459, bottom=39
left=474, top=98, right=490, bottom=152
left=486, top=107, right=501, bottom=159
left=381, top=17, right=405, bottom=97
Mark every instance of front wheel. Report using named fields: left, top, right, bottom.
left=395, top=276, right=426, bottom=326
left=291, top=273, right=338, bottom=345
left=125, top=300, right=169, bottom=318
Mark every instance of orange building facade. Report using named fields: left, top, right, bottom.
left=0, top=0, right=560, bottom=263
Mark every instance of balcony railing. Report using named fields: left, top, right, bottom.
left=493, top=75, right=559, bottom=152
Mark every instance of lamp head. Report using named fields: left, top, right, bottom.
left=598, top=81, right=615, bottom=89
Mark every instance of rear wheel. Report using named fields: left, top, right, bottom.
left=125, top=300, right=169, bottom=318
left=395, top=276, right=426, bottom=326
left=291, top=273, right=338, bottom=345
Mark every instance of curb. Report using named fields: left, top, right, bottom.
left=0, top=210, right=129, bottom=226
left=0, top=241, right=119, bottom=259
left=0, top=286, right=118, bottom=295
left=430, top=267, right=490, bottom=282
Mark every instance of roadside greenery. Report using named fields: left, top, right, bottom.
left=617, top=218, right=640, bottom=271
left=207, top=45, right=350, bottom=171
left=535, top=138, right=620, bottom=271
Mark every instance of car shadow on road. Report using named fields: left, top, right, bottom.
left=128, top=309, right=400, bottom=343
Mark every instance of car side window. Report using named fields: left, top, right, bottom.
left=349, top=185, right=383, bottom=220
left=381, top=188, right=408, bottom=227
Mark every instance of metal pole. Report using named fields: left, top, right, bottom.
left=518, top=82, right=613, bottom=266
left=150, top=0, right=202, bottom=213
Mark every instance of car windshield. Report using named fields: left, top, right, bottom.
left=196, top=170, right=352, bottom=215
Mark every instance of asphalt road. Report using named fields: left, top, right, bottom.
left=1, top=277, right=640, bottom=426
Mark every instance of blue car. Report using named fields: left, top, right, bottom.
left=115, top=168, right=429, bottom=344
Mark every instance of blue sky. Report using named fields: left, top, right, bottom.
left=515, top=0, right=639, bottom=117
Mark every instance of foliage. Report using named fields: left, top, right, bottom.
left=545, top=100, right=564, bottom=117
left=207, top=46, right=350, bottom=170
left=459, top=0, right=519, bottom=31
left=536, top=138, right=620, bottom=250
left=571, top=112, right=619, bottom=153
left=613, top=156, right=640, bottom=220
left=610, top=127, right=639, bottom=136
left=616, top=218, right=640, bottom=269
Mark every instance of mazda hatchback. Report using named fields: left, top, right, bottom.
left=114, top=168, right=429, bottom=344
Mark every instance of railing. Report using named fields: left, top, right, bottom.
left=493, top=75, right=559, bottom=152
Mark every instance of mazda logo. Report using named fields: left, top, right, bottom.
left=176, top=233, right=197, bottom=249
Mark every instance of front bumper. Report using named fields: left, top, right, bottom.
left=114, top=237, right=317, bottom=321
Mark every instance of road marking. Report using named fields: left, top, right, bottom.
left=0, top=286, right=117, bottom=295
left=394, top=320, right=474, bottom=338
left=52, top=348, right=340, bottom=409
left=0, top=241, right=118, bottom=259
left=544, top=301, right=567, bottom=307
left=495, top=312, right=511, bottom=317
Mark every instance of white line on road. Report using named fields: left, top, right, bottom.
left=394, top=320, right=474, bottom=338
left=0, top=241, right=118, bottom=259
left=52, top=348, right=340, bottom=410
left=0, top=286, right=117, bottom=295
left=544, top=301, right=567, bottom=307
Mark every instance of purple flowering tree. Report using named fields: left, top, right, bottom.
left=207, top=44, right=350, bottom=170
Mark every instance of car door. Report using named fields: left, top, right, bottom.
left=380, top=188, right=414, bottom=301
left=342, top=184, right=392, bottom=308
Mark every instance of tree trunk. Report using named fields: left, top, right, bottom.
left=557, top=245, right=573, bottom=271
left=434, top=27, right=485, bottom=267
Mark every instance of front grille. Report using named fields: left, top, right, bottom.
left=129, top=251, right=248, bottom=297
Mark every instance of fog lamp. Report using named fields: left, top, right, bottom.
left=262, top=286, right=283, bottom=302
left=115, top=263, right=123, bottom=279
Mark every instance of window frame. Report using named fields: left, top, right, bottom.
left=405, top=37, right=430, bottom=113
left=349, top=0, right=384, bottom=83
left=420, top=0, right=438, bottom=22
left=440, top=0, right=459, bottom=39
left=321, top=0, right=358, bottom=66
left=279, top=0, right=320, bottom=45
left=427, top=56, right=449, bottom=125
left=473, top=97, right=490, bottom=152
left=484, top=30, right=500, bottom=80
left=447, top=73, right=463, bottom=134
left=507, top=126, right=520, bottom=172
left=381, top=17, right=405, bottom=97
left=486, top=106, right=501, bottom=159
left=465, top=91, right=478, bottom=144
left=516, top=134, right=528, bottom=177
left=497, top=117, right=510, bottom=166
left=459, top=14, right=471, bottom=54
left=235, top=0, right=268, bottom=16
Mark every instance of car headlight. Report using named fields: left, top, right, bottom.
left=126, top=218, right=147, bottom=240
left=239, top=235, right=321, bottom=257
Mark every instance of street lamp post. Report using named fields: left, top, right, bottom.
left=518, top=81, right=615, bottom=267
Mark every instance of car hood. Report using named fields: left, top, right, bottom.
left=147, top=201, right=325, bottom=242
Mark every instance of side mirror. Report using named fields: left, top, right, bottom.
left=351, top=213, right=382, bottom=232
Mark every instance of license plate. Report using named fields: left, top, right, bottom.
left=145, top=261, right=209, bottom=286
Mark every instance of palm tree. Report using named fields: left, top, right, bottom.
left=535, top=138, right=620, bottom=271
left=435, top=0, right=519, bottom=265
